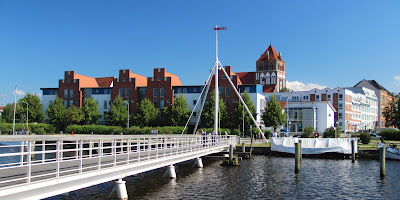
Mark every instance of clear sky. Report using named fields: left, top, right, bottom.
left=1, top=0, right=399, bottom=105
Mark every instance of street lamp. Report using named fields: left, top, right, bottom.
left=21, top=101, right=28, bottom=134
left=124, top=100, right=130, bottom=128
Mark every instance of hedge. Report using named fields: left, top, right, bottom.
left=0, top=123, right=56, bottom=135
left=380, top=129, right=400, bottom=141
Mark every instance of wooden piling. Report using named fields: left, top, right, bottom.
left=351, top=140, right=356, bottom=162
left=299, top=140, right=302, bottom=161
left=242, top=143, right=245, bottom=153
left=229, top=145, right=234, bottom=161
left=295, top=142, right=300, bottom=172
left=380, top=146, right=386, bottom=177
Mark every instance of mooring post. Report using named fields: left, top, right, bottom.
left=380, top=145, right=386, bottom=177
left=295, top=142, right=300, bottom=173
left=196, top=157, right=203, bottom=168
left=229, top=145, right=234, bottom=161
left=351, top=139, right=356, bottom=162
left=299, top=140, right=302, bottom=161
left=167, top=165, right=176, bottom=179
left=242, top=143, right=245, bottom=153
left=115, top=179, right=128, bottom=200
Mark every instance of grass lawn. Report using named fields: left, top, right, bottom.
left=358, top=138, right=400, bottom=150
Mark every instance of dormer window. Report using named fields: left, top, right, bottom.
left=158, top=77, right=161, bottom=81
left=123, top=78, right=126, bottom=82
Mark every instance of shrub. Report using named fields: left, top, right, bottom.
left=380, top=129, right=400, bottom=141
left=0, top=123, right=56, bottom=134
left=323, top=127, right=340, bottom=138
left=301, top=126, right=314, bottom=138
left=359, top=132, right=371, bottom=144
left=232, top=129, right=241, bottom=136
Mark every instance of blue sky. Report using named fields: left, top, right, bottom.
left=1, top=0, right=399, bottom=105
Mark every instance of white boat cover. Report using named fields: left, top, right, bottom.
left=271, top=138, right=358, bottom=154
left=377, top=143, right=400, bottom=160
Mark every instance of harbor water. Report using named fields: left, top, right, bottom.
left=44, top=155, right=400, bottom=200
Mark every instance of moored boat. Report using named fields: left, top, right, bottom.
left=377, top=143, right=400, bottom=160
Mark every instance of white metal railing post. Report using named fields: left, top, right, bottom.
left=127, top=138, right=130, bottom=166
left=42, top=141, right=45, bottom=163
left=147, top=138, right=151, bottom=160
left=137, top=138, right=141, bottom=162
left=98, top=139, right=102, bottom=171
left=56, top=140, right=60, bottom=178
left=75, top=140, right=78, bottom=160
left=113, top=139, right=117, bottom=167
left=20, top=141, right=25, bottom=165
left=26, top=141, right=32, bottom=183
left=79, top=140, right=83, bottom=174
left=163, top=137, right=167, bottom=157
left=60, top=140, right=63, bottom=161
left=89, top=140, right=92, bottom=158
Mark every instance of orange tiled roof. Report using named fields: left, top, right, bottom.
left=129, top=72, right=147, bottom=87
left=95, top=77, right=114, bottom=87
left=263, top=85, right=276, bottom=93
left=257, top=45, right=284, bottom=62
left=236, top=72, right=256, bottom=85
left=278, top=101, right=287, bottom=109
left=165, top=72, right=182, bottom=86
left=74, top=74, right=99, bottom=88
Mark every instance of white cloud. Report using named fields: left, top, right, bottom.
left=286, top=80, right=327, bottom=91
left=394, top=76, right=400, bottom=86
left=13, top=89, right=26, bottom=96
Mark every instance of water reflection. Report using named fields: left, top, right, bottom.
left=39, top=156, right=400, bottom=199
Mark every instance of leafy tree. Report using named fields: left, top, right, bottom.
left=46, top=96, right=66, bottom=131
left=108, top=96, right=129, bottom=127
left=201, top=91, right=229, bottom=128
left=134, top=98, right=159, bottom=127
left=2, top=103, right=22, bottom=123
left=18, top=93, right=44, bottom=123
left=280, top=87, right=291, bottom=92
left=81, top=97, right=101, bottom=125
left=323, top=127, right=340, bottom=138
left=232, top=91, right=256, bottom=134
left=383, top=93, right=400, bottom=128
left=64, top=106, right=83, bottom=126
left=262, top=95, right=286, bottom=131
left=163, top=94, right=190, bottom=126
left=301, top=126, right=314, bottom=138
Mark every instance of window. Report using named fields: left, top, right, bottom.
left=222, top=75, right=226, bottom=79
left=68, top=79, right=71, bottom=83
left=225, top=87, right=230, bottom=97
left=327, top=95, right=331, bottom=99
left=193, top=100, right=197, bottom=105
left=245, top=87, right=250, bottom=93
left=158, top=77, right=161, bottom=81
left=104, top=101, right=107, bottom=109
left=119, top=88, right=123, bottom=97
left=160, top=100, right=164, bottom=108
left=193, top=112, right=197, bottom=117
left=131, top=100, right=134, bottom=103
left=69, top=100, right=73, bottom=106
left=219, top=87, right=222, bottom=96
left=194, top=88, right=197, bottom=92
left=339, top=94, right=343, bottom=100
left=167, top=99, right=170, bottom=104
left=339, top=113, right=343, bottom=119
left=303, top=96, right=309, bottom=100
left=64, top=100, right=67, bottom=107
left=75, top=100, right=78, bottom=104
left=183, top=88, right=187, bottom=93
left=70, top=89, right=73, bottom=98
left=160, top=87, right=164, bottom=97
left=316, top=95, right=320, bottom=100
left=225, top=99, right=230, bottom=107
left=64, top=89, right=68, bottom=98
left=123, top=78, right=126, bottom=82
left=233, top=99, right=237, bottom=103
left=153, top=88, right=158, bottom=97
left=153, top=99, right=158, bottom=108
left=339, top=103, right=343, bottom=109
left=125, top=88, right=129, bottom=98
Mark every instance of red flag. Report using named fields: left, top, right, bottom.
left=213, top=27, right=227, bottom=30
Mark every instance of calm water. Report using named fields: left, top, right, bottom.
left=43, top=155, right=400, bottom=200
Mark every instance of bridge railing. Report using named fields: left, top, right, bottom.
left=0, top=135, right=237, bottom=189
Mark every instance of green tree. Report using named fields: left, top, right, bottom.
left=201, top=91, right=229, bottom=128
left=2, top=103, right=22, bottom=123
left=322, top=127, right=340, bottom=138
left=262, top=95, right=286, bottom=131
left=383, top=93, right=400, bottom=128
left=81, top=97, right=101, bottom=125
left=232, top=91, right=256, bottom=134
left=64, top=106, right=84, bottom=126
left=18, top=93, right=44, bottom=123
left=46, top=96, right=66, bottom=131
left=163, top=94, right=190, bottom=126
left=280, top=87, right=291, bottom=92
left=134, top=98, right=159, bottom=127
left=108, top=96, right=128, bottom=127
left=301, top=126, right=314, bottom=138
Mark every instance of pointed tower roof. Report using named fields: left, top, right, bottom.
left=257, top=45, right=284, bottom=62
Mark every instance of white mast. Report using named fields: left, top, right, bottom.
left=214, top=25, right=219, bottom=134
left=12, top=85, right=17, bottom=135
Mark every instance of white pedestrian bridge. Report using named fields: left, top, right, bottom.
left=0, top=134, right=237, bottom=199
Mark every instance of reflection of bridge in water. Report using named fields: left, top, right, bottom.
left=0, top=135, right=237, bottom=199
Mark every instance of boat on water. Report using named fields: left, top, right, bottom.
left=377, top=143, right=400, bottom=160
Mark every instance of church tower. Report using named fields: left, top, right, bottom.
left=255, top=44, right=286, bottom=92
